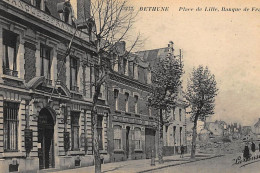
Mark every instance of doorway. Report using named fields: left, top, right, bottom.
left=145, top=128, right=156, bottom=159
left=38, top=108, right=55, bottom=169
left=126, top=126, right=130, bottom=159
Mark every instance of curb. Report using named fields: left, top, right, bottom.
left=137, top=155, right=224, bottom=173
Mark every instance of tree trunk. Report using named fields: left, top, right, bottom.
left=91, top=82, right=102, bottom=173
left=191, top=115, right=199, bottom=159
left=158, top=109, right=164, bottom=164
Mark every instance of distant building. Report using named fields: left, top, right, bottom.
left=137, top=42, right=187, bottom=156
left=253, top=118, right=260, bottom=139
left=241, top=126, right=255, bottom=141
left=107, top=41, right=158, bottom=161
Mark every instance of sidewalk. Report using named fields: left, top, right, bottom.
left=42, top=154, right=223, bottom=173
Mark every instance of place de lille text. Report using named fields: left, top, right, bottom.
left=179, top=7, right=260, bottom=12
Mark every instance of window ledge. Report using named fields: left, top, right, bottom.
left=100, top=150, right=107, bottom=154
left=1, top=151, right=26, bottom=158
left=114, top=149, right=124, bottom=153
left=115, top=110, right=121, bottom=114
left=68, top=150, right=85, bottom=156
left=125, top=112, right=131, bottom=116
left=2, top=75, right=24, bottom=82
left=134, top=149, right=143, bottom=152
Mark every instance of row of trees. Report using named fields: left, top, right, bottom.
left=65, top=0, right=218, bottom=172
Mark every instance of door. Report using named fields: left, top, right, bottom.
left=38, top=108, right=55, bottom=169
left=145, top=129, right=156, bottom=159
left=126, top=126, right=130, bottom=158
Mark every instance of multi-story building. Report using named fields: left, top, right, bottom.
left=136, top=42, right=187, bottom=156
left=107, top=41, right=158, bottom=161
left=0, top=0, right=110, bottom=172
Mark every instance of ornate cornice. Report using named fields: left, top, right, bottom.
left=109, top=72, right=152, bottom=92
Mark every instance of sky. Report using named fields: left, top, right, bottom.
left=71, top=0, right=260, bottom=126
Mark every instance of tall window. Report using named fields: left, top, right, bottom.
left=123, top=59, right=127, bottom=75
left=114, top=89, right=119, bottom=111
left=134, top=95, right=138, bottom=114
left=114, top=126, right=122, bottom=149
left=125, top=93, right=129, bottom=112
left=3, top=102, right=19, bottom=151
left=180, top=127, right=182, bottom=145
left=70, top=57, right=78, bottom=91
left=172, top=108, right=175, bottom=120
left=35, top=0, right=41, bottom=8
left=3, top=30, right=18, bottom=77
left=71, top=112, right=80, bottom=150
left=165, top=126, right=168, bottom=146
left=40, top=45, right=51, bottom=80
left=173, top=126, right=176, bottom=146
left=179, top=108, right=182, bottom=121
left=134, top=128, right=141, bottom=149
left=97, top=116, right=103, bottom=150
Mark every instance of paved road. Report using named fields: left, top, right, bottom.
left=149, top=154, right=260, bottom=173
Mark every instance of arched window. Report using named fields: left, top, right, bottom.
left=134, top=128, right=141, bottom=149
left=114, top=125, right=122, bottom=149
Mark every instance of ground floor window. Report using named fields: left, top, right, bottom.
left=97, top=115, right=103, bottom=150
left=71, top=112, right=80, bottom=150
left=114, top=125, right=122, bottom=149
left=135, top=128, right=141, bottom=149
left=3, top=101, right=19, bottom=151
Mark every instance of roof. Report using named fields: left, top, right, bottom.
left=254, top=118, right=260, bottom=128
left=136, top=47, right=169, bottom=68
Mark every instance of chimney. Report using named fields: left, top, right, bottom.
left=77, top=0, right=91, bottom=23
left=168, top=41, right=174, bottom=53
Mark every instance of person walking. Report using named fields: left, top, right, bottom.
left=243, top=144, right=250, bottom=161
left=251, top=142, right=256, bottom=159
left=180, top=145, right=185, bottom=158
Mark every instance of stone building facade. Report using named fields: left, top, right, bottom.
left=137, top=43, right=187, bottom=156
left=0, top=0, right=109, bottom=172
left=107, top=42, right=158, bottom=162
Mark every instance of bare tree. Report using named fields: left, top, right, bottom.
left=78, top=0, right=141, bottom=172
left=148, top=46, right=184, bottom=164
left=185, top=65, right=218, bottom=159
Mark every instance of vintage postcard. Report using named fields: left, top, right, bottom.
left=0, top=0, right=259, bottom=172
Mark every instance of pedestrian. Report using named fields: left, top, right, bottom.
left=243, top=144, right=250, bottom=161
left=251, top=142, right=256, bottom=152
left=180, top=145, right=184, bottom=158
left=251, top=142, right=256, bottom=159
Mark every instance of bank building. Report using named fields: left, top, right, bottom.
left=0, top=0, right=186, bottom=172
left=0, top=0, right=112, bottom=172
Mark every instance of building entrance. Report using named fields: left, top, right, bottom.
left=38, top=108, right=55, bottom=169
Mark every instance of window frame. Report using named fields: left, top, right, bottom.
left=70, top=57, right=78, bottom=91
left=134, top=95, right=138, bottom=114
left=3, top=101, right=19, bottom=152
left=134, top=128, right=141, bottom=150
left=97, top=115, right=103, bottom=150
left=40, top=44, right=52, bottom=80
left=114, top=89, right=119, bottom=111
left=71, top=112, right=80, bottom=151
left=2, top=29, right=18, bottom=77
left=179, top=108, right=182, bottom=121
left=125, top=92, right=129, bottom=112
left=113, top=125, right=122, bottom=150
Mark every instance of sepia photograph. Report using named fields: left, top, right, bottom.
left=0, top=0, right=259, bottom=172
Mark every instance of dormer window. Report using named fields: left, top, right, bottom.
left=32, top=0, right=45, bottom=11
left=133, top=63, right=138, bottom=80
left=57, top=1, right=75, bottom=25
left=123, top=59, right=128, bottom=75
